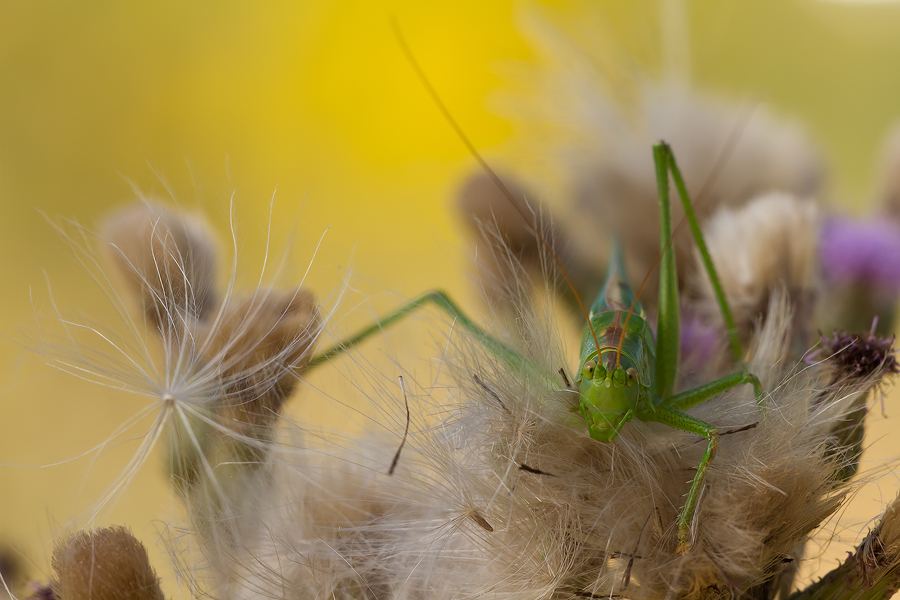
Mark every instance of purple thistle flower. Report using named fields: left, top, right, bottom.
left=28, top=584, right=57, bottom=600
left=680, top=310, right=723, bottom=373
left=818, top=327, right=899, bottom=382
left=820, top=216, right=900, bottom=291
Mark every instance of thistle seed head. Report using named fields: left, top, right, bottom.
left=52, top=527, right=164, bottom=600
left=102, top=202, right=217, bottom=332
left=819, top=328, right=899, bottom=383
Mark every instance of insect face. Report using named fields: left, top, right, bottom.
left=577, top=355, right=640, bottom=442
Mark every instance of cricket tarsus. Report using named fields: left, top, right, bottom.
left=387, top=376, right=410, bottom=476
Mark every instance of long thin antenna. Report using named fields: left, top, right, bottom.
left=391, top=18, right=603, bottom=360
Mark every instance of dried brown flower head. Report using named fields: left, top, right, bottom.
left=695, top=192, right=820, bottom=352
left=52, top=527, right=164, bottom=600
left=39, top=202, right=322, bottom=511
left=102, top=203, right=217, bottom=331
left=457, top=172, right=603, bottom=316
left=198, top=286, right=320, bottom=434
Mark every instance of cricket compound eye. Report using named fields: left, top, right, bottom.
left=582, top=360, right=597, bottom=379
left=626, top=367, right=638, bottom=387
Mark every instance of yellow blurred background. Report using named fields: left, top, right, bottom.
left=3, top=0, right=900, bottom=595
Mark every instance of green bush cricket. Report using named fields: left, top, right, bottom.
left=304, top=30, right=764, bottom=555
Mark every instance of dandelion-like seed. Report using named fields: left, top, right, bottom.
left=37, top=200, right=322, bottom=517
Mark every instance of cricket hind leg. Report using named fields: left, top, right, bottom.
left=650, top=371, right=763, bottom=554
left=660, top=142, right=745, bottom=364
left=647, top=404, right=719, bottom=554
left=306, top=290, right=527, bottom=373
left=652, top=143, right=681, bottom=401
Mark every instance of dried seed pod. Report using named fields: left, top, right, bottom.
left=167, top=286, right=321, bottom=492
left=695, top=192, right=820, bottom=354
left=199, top=287, right=321, bottom=434
left=52, top=527, right=164, bottom=600
left=813, top=327, right=899, bottom=482
left=457, top=172, right=604, bottom=316
left=102, top=202, right=217, bottom=331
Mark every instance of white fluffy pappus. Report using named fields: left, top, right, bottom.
left=182, top=233, right=888, bottom=600
left=23, top=200, right=897, bottom=600
left=693, top=192, right=821, bottom=352
left=30, top=200, right=323, bottom=524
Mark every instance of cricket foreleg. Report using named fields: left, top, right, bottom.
left=307, top=290, right=525, bottom=372
left=648, top=404, right=718, bottom=554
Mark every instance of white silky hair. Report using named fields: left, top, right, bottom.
left=184, top=223, right=879, bottom=600
left=30, top=192, right=890, bottom=600
left=33, top=199, right=325, bottom=527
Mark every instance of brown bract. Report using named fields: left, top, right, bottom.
left=457, top=172, right=604, bottom=317
left=199, top=287, right=320, bottom=433
left=102, top=201, right=321, bottom=436
left=102, top=203, right=217, bottom=331
left=52, top=527, right=164, bottom=600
